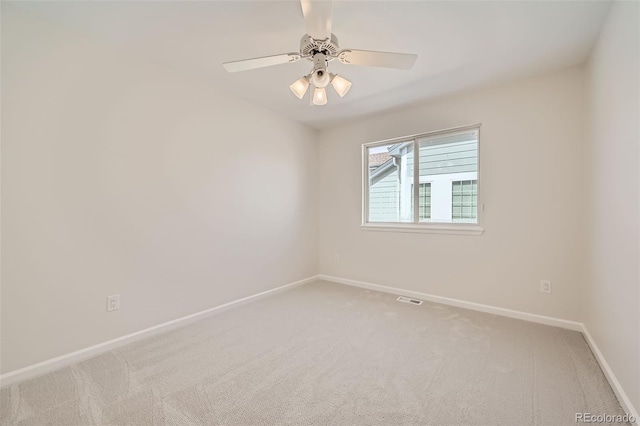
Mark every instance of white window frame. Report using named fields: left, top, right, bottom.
left=361, top=124, right=484, bottom=236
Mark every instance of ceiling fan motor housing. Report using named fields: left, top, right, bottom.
left=301, top=33, right=339, bottom=89
left=300, top=33, right=340, bottom=57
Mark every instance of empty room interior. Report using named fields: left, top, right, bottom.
left=1, top=1, right=639, bottom=425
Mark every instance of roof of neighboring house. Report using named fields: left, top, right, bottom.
left=369, top=152, right=391, bottom=167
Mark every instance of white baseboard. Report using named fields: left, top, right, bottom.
left=319, top=274, right=582, bottom=331
left=0, top=275, right=319, bottom=388
left=581, top=325, right=639, bottom=425
left=319, top=274, right=638, bottom=425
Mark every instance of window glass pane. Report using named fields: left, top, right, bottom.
left=367, top=141, right=414, bottom=222
left=418, top=129, right=478, bottom=223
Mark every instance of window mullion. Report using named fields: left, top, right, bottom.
left=413, top=138, right=419, bottom=223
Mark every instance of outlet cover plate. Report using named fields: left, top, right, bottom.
left=540, top=280, right=552, bottom=294
left=107, top=294, right=120, bottom=311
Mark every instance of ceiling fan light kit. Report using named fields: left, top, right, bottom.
left=223, top=0, right=417, bottom=106
left=288, top=50, right=351, bottom=103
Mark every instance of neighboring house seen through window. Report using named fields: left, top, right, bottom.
left=452, top=180, right=477, bottom=222
left=364, top=126, right=479, bottom=228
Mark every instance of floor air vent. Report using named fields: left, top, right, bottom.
left=396, top=296, right=423, bottom=305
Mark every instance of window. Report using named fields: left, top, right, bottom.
left=363, top=125, right=482, bottom=235
left=411, top=183, right=432, bottom=220
left=452, top=180, right=477, bottom=222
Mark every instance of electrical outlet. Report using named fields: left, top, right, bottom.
left=334, top=254, right=340, bottom=263
left=540, top=280, right=552, bottom=294
left=107, top=294, right=120, bottom=312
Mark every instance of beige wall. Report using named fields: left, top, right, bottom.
left=1, top=7, right=318, bottom=373
left=318, top=67, right=586, bottom=321
left=584, top=0, right=640, bottom=412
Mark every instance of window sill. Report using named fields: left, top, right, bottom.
left=361, top=223, right=484, bottom=236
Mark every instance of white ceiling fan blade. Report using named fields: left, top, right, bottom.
left=301, top=0, right=333, bottom=40
left=337, top=50, right=417, bottom=70
left=223, top=53, right=300, bottom=73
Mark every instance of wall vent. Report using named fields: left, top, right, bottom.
left=396, top=296, right=423, bottom=305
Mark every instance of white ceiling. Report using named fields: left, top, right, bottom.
left=11, top=1, right=612, bottom=129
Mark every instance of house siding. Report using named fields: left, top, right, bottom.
left=407, top=139, right=478, bottom=176
left=369, top=167, right=399, bottom=222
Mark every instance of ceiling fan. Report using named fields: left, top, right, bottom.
left=222, top=0, right=417, bottom=106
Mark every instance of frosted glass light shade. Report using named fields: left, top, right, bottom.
left=289, top=76, right=310, bottom=99
left=313, top=87, right=327, bottom=105
left=331, top=74, right=352, bottom=97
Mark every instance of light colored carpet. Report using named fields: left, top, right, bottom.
left=0, top=280, right=628, bottom=425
